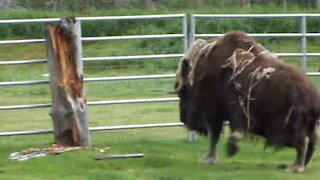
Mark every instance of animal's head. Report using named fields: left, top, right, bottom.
left=174, top=57, right=192, bottom=125
left=173, top=39, right=217, bottom=133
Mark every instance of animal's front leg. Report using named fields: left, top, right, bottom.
left=203, top=133, right=220, bottom=164
left=202, top=120, right=223, bottom=164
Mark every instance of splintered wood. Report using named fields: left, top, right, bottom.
left=9, top=144, right=83, bottom=161
left=45, top=17, right=91, bottom=147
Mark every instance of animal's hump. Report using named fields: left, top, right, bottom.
left=222, top=31, right=256, bottom=44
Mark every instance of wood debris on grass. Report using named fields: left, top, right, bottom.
left=94, top=153, right=145, bottom=161
left=9, top=144, right=83, bottom=161
left=94, top=147, right=111, bottom=153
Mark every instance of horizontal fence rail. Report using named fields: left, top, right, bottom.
left=0, top=59, right=47, bottom=65
left=0, top=54, right=184, bottom=65
left=192, top=13, right=320, bottom=18
left=2, top=67, right=320, bottom=87
left=0, top=74, right=176, bottom=86
left=0, top=122, right=184, bottom=136
left=2, top=52, right=320, bottom=66
left=0, top=97, right=179, bottom=111
left=195, top=33, right=320, bottom=38
left=0, top=14, right=185, bottom=24
left=0, top=34, right=185, bottom=45
left=82, top=54, right=184, bottom=62
left=3, top=32, right=320, bottom=45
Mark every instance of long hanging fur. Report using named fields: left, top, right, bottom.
left=175, top=31, right=320, bottom=172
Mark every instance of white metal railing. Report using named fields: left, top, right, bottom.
left=0, top=54, right=184, bottom=65
left=195, top=33, right=320, bottom=38
left=0, top=74, right=176, bottom=86
left=1, top=14, right=320, bottom=137
left=0, top=14, right=189, bottom=52
left=0, top=97, right=179, bottom=110
left=0, top=14, right=186, bottom=136
left=0, top=34, right=185, bottom=45
left=0, top=14, right=185, bottom=24
left=192, top=14, right=320, bottom=18
left=0, top=122, right=184, bottom=136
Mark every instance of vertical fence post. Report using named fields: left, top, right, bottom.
left=182, top=14, right=188, bottom=53
left=187, top=14, right=197, bottom=142
left=190, top=14, right=196, bottom=44
left=45, top=17, right=91, bottom=147
left=300, top=15, right=307, bottom=72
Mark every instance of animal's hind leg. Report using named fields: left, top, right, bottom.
left=305, top=131, right=317, bottom=167
left=227, top=130, right=243, bottom=157
left=287, top=135, right=309, bottom=173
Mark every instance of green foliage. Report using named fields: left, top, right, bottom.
left=195, top=17, right=302, bottom=34
left=1, top=4, right=320, bottom=38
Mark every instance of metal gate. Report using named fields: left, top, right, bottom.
left=0, top=14, right=187, bottom=136
left=1, top=13, right=320, bottom=136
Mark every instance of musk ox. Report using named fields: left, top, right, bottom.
left=174, top=31, right=320, bottom=172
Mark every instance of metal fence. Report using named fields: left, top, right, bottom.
left=0, top=14, right=186, bottom=136
left=1, top=13, right=320, bottom=136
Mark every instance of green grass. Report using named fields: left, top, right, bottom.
left=1, top=129, right=320, bottom=179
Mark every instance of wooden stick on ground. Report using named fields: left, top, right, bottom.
left=94, top=153, right=144, bottom=161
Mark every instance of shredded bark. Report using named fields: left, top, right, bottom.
left=223, top=48, right=276, bottom=128
left=9, top=144, right=83, bottom=161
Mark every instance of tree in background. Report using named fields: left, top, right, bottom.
left=316, top=0, right=320, bottom=9
left=3, top=0, right=320, bottom=11
left=0, top=0, right=15, bottom=9
left=145, top=0, right=158, bottom=11
left=239, top=0, right=251, bottom=8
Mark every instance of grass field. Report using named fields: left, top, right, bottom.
left=1, top=129, right=320, bottom=180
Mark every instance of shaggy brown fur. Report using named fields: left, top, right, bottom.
left=175, top=31, right=320, bottom=172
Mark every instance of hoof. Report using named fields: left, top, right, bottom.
left=202, top=156, right=218, bottom=164
left=285, top=165, right=305, bottom=173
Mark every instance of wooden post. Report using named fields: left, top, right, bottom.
left=45, top=17, right=91, bottom=147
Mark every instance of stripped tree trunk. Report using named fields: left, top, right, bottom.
left=283, top=0, right=287, bottom=11
left=45, top=17, right=91, bottom=147
left=239, top=0, right=244, bottom=7
left=316, top=0, right=320, bottom=10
